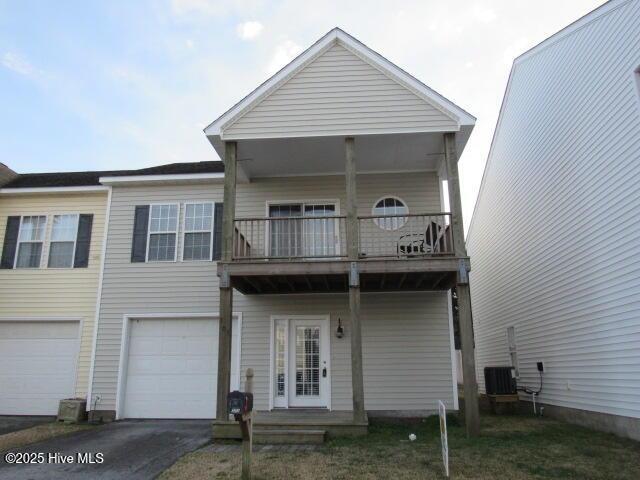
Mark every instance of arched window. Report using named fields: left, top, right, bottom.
left=372, top=196, right=408, bottom=230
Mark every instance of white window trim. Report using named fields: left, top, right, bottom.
left=47, top=213, right=80, bottom=269
left=371, top=195, right=409, bottom=231
left=14, top=215, right=48, bottom=269
left=146, top=203, right=180, bottom=262
left=181, top=201, right=215, bottom=262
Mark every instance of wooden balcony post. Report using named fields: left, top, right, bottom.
left=217, top=140, right=237, bottom=420
left=345, top=137, right=366, bottom=423
left=345, top=137, right=359, bottom=260
left=444, top=132, right=480, bottom=437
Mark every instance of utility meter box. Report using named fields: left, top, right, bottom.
left=227, top=391, right=253, bottom=417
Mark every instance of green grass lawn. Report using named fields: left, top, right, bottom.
left=161, top=413, right=640, bottom=479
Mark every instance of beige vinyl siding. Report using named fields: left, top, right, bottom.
left=0, top=192, right=107, bottom=397
left=238, top=292, right=452, bottom=412
left=91, top=173, right=454, bottom=412
left=224, top=43, right=457, bottom=139
left=235, top=172, right=441, bottom=217
left=467, top=0, right=640, bottom=419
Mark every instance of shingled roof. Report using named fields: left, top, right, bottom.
left=2, top=161, right=225, bottom=189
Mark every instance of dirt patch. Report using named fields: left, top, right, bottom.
left=0, top=422, right=93, bottom=452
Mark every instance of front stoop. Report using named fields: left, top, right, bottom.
left=212, top=410, right=368, bottom=442
left=253, top=429, right=326, bottom=445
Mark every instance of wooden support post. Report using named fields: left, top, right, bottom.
left=345, top=137, right=366, bottom=423
left=349, top=282, right=366, bottom=423
left=444, top=132, right=480, bottom=437
left=345, top=137, right=359, bottom=259
left=216, top=141, right=237, bottom=421
left=221, top=141, right=237, bottom=262
left=242, top=368, right=254, bottom=480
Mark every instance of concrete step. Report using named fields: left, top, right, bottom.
left=253, top=429, right=326, bottom=445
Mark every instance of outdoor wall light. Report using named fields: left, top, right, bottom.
left=336, top=318, right=344, bottom=338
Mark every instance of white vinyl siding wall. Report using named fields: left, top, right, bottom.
left=0, top=192, right=107, bottom=397
left=224, top=43, right=457, bottom=139
left=90, top=173, right=455, bottom=412
left=467, top=0, right=640, bottom=420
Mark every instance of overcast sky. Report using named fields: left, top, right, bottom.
left=0, top=0, right=603, bottom=230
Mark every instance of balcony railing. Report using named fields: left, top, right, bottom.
left=359, top=213, right=453, bottom=258
left=233, top=215, right=348, bottom=260
left=232, top=213, right=453, bottom=261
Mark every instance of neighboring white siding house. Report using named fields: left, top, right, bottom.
left=467, top=0, right=640, bottom=440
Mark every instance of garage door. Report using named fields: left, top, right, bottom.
left=0, top=321, right=79, bottom=415
left=122, top=317, right=240, bottom=419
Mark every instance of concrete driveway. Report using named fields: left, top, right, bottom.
left=0, top=416, right=55, bottom=436
left=0, top=420, right=211, bottom=480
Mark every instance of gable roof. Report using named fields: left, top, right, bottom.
left=2, top=161, right=224, bottom=189
left=204, top=27, right=475, bottom=140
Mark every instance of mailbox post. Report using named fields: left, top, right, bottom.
left=228, top=368, right=254, bottom=480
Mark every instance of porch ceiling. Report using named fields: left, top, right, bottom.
left=212, top=130, right=470, bottom=179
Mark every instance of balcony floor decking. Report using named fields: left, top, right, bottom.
left=219, top=256, right=466, bottom=294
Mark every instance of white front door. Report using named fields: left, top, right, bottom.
left=272, top=316, right=330, bottom=409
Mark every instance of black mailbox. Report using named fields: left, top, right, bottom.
left=227, top=391, right=253, bottom=417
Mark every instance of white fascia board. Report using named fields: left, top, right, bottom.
left=99, top=172, right=225, bottom=185
left=204, top=27, right=475, bottom=142
left=0, top=185, right=109, bottom=195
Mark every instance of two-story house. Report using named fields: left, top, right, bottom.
left=86, top=28, right=480, bottom=438
left=0, top=165, right=108, bottom=415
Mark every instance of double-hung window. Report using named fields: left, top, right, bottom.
left=15, top=216, right=47, bottom=268
left=182, top=202, right=214, bottom=261
left=48, top=214, right=79, bottom=268
left=147, top=204, right=178, bottom=261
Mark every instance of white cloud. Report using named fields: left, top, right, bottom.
left=266, top=39, right=302, bottom=74
left=237, top=21, right=264, bottom=40
left=2, top=52, right=36, bottom=77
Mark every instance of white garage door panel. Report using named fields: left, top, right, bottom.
left=0, top=321, right=79, bottom=415
left=122, top=317, right=240, bottom=419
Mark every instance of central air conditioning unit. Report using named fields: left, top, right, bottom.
left=484, top=366, right=517, bottom=395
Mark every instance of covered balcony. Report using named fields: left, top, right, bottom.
left=221, top=212, right=463, bottom=294
left=204, top=27, right=480, bottom=435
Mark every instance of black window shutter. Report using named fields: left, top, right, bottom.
left=212, top=202, right=224, bottom=261
left=1, top=216, right=20, bottom=269
left=131, top=205, right=149, bottom=263
left=73, top=214, right=93, bottom=268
